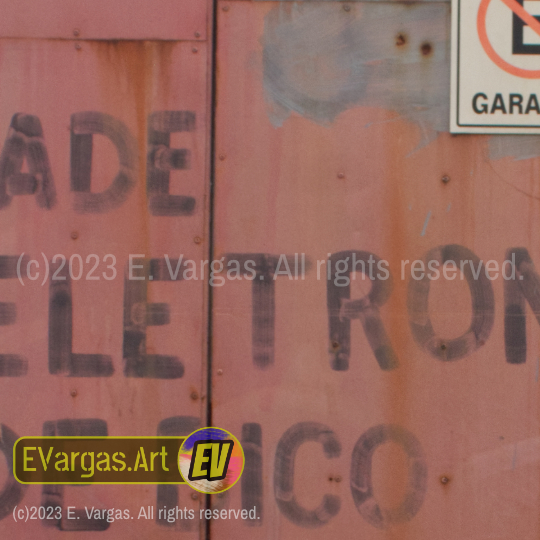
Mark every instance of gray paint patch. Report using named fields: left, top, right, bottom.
left=263, top=3, right=450, bottom=147
left=489, top=135, right=540, bottom=162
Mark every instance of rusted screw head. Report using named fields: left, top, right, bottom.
left=194, top=236, right=202, bottom=244
left=222, top=4, right=229, bottom=11
left=194, top=31, right=201, bottom=38
left=191, top=391, right=199, bottom=401
left=218, top=154, right=226, bottom=161
left=191, top=492, right=198, bottom=500
left=73, top=29, right=80, bottom=37
left=70, top=390, right=78, bottom=397
left=337, top=172, right=345, bottom=179
left=71, top=231, right=79, bottom=240
left=440, top=476, right=450, bottom=484
left=217, top=369, right=223, bottom=375
left=343, top=4, right=351, bottom=11
left=442, top=175, right=450, bottom=184
left=192, top=47, right=198, bottom=53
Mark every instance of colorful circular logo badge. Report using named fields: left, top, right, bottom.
left=178, top=427, right=244, bottom=494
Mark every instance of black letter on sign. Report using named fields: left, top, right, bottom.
left=123, top=258, right=185, bottom=378
left=0, top=113, right=56, bottom=209
left=0, top=256, right=27, bottom=376
left=41, top=419, right=109, bottom=531
left=350, top=424, right=427, bottom=529
left=224, top=253, right=309, bottom=369
left=274, top=422, right=341, bottom=528
left=327, top=251, right=397, bottom=371
left=0, top=425, right=27, bottom=520
left=49, top=260, right=113, bottom=376
left=147, top=111, right=196, bottom=216
left=71, top=112, right=137, bottom=213
left=242, top=423, right=263, bottom=526
left=408, top=244, right=494, bottom=360
left=156, top=416, right=200, bottom=530
left=504, top=248, right=540, bottom=364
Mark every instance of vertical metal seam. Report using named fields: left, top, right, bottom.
left=205, top=0, right=220, bottom=536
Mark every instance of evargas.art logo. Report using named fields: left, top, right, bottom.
left=178, top=427, right=244, bottom=494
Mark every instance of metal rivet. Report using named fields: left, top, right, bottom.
left=194, top=32, right=201, bottom=38
left=442, top=175, right=450, bottom=184
left=337, top=172, right=345, bottom=179
left=75, top=43, right=82, bottom=51
left=440, top=476, right=449, bottom=484
left=71, top=231, right=79, bottom=240
left=334, top=475, right=342, bottom=483
left=191, top=392, right=199, bottom=401
left=194, top=236, right=202, bottom=244
left=343, top=4, right=351, bottom=11
left=192, top=47, right=198, bottom=53
left=191, top=493, right=198, bottom=500
left=217, top=369, right=223, bottom=375
left=441, top=343, right=447, bottom=351
left=222, top=5, right=229, bottom=11
left=73, top=29, right=80, bottom=37
left=218, top=154, right=226, bottom=161
left=71, top=390, right=78, bottom=397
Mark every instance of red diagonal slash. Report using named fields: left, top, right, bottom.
left=477, top=0, right=540, bottom=78
left=500, top=0, right=540, bottom=38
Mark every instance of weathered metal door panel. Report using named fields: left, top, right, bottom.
left=0, top=35, right=211, bottom=538
left=212, top=2, right=540, bottom=540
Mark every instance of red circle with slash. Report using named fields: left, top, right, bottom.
left=477, top=0, right=540, bottom=78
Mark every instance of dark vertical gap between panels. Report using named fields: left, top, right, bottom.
left=205, top=0, right=220, bottom=537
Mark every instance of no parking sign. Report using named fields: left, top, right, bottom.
left=451, top=0, right=540, bottom=133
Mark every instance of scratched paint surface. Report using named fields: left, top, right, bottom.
left=212, top=2, right=540, bottom=540
left=0, top=38, right=210, bottom=537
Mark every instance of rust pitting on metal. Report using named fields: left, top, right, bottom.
left=396, top=33, right=407, bottom=46
left=421, top=42, right=433, bottom=56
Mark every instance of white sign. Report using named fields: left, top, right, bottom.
left=451, top=0, right=540, bottom=133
